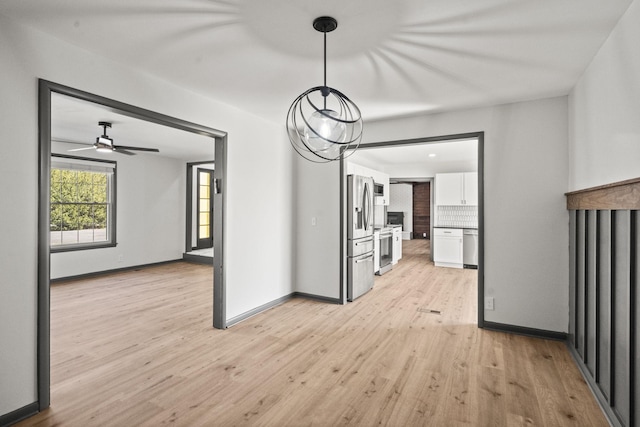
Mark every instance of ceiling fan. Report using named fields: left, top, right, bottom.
left=64, top=122, right=160, bottom=156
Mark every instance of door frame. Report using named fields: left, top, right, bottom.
left=38, top=79, right=228, bottom=411
left=339, top=131, right=485, bottom=327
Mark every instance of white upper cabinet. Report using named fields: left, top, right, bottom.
left=463, top=172, right=478, bottom=205
left=435, top=173, right=463, bottom=205
left=435, top=172, right=478, bottom=206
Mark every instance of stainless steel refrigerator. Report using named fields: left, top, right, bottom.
left=347, top=174, right=375, bottom=301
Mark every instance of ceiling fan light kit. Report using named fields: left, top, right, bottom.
left=286, top=16, right=363, bottom=163
left=95, top=121, right=114, bottom=153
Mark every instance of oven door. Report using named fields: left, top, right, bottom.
left=377, top=231, right=393, bottom=275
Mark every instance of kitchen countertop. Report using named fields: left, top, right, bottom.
left=374, top=225, right=402, bottom=232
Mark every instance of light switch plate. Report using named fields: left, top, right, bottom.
left=484, top=297, right=494, bottom=310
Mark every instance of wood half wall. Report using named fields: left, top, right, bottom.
left=566, top=178, right=639, bottom=427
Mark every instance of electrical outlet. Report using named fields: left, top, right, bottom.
left=117, top=254, right=124, bottom=263
left=484, top=297, right=495, bottom=310
left=311, top=217, right=317, bottom=226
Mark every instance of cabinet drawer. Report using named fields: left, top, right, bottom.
left=434, top=228, right=462, bottom=237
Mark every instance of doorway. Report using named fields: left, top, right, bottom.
left=38, top=80, right=228, bottom=410
left=412, top=182, right=431, bottom=239
left=196, top=168, right=214, bottom=249
left=340, top=132, right=484, bottom=326
left=184, top=162, right=215, bottom=263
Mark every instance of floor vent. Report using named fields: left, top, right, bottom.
left=417, top=307, right=441, bottom=315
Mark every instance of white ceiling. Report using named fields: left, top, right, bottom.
left=51, top=93, right=215, bottom=161
left=0, top=0, right=632, bottom=126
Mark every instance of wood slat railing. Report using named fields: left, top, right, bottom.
left=566, top=177, right=639, bottom=427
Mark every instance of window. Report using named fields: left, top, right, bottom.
left=50, top=155, right=116, bottom=251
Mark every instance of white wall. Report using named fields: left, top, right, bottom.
left=0, top=13, right=293, bottom=416
left=569, top=0, right=640, bottom=190
left=50, top=142, right=187, bottom=279
left=362, top=97, right=570, bottom=332
left=293, top=156, right=341, bottom=299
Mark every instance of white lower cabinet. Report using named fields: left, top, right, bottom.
left=392, top=227, right=402, bottom=264
left=433, top=228, right=463, bottom=268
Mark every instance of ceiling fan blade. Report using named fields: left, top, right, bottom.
left=68, top=147, right=96, bottom=152
left=114, top=145, right=160, bottom=153
left=114, top=148, right=136, bottom=156
left=52, top=138, right=91, bottom=146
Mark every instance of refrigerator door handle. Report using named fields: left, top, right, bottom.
left=363, top=181, right=371, bottom=231
left=355, top=254, right=374, bottom=264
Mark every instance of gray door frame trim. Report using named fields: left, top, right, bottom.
left=38, top=79, right=228, bottom=412
left=339, top=131, right=485, bottom=327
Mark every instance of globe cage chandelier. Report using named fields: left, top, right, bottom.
left=286, top=16, right=363, bottom=163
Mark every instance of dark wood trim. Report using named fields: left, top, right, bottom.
left=359, top=132, right=482, bottom=149
left=575, top=211, right=581, bottom=350
left=182, top=253, right=213, bottom=265
left=339, top=158, right=345, bottom=304
left=50, top=259, right=184, bottom=284
left=584, top=210, right=589, bottom=365
left=477, top=132, right=485, bottom=328
left=629, top=210, right=636, bottom=427
left=212, top=135, right=226, bottom=330
left=595, top=210, right=601, bottom=383
left=185, top=164, right=194, bottom=252
left=0, top=402, right=39, bottom=427
left=566, top=177, right=640, bottom=210
left=294, top=291, right=341, bottom=304
left=225, top=293, right=294, bottom=327
left=40, top=80, right=226, bottom=138
left=37, top=79, right=52, bottom=411
left=226, top=292, right=343, bottom=327
left=610, top=210, right=617, bottom=408
left=483, top=321, right=567, bottom=341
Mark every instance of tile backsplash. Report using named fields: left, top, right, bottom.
left=436, top=205, right=478, bottom=228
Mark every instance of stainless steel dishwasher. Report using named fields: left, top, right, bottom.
left=463, top=229, right=478, bottom=268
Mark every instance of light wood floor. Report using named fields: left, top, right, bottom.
left=19, top=240, right=608, bottom=426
